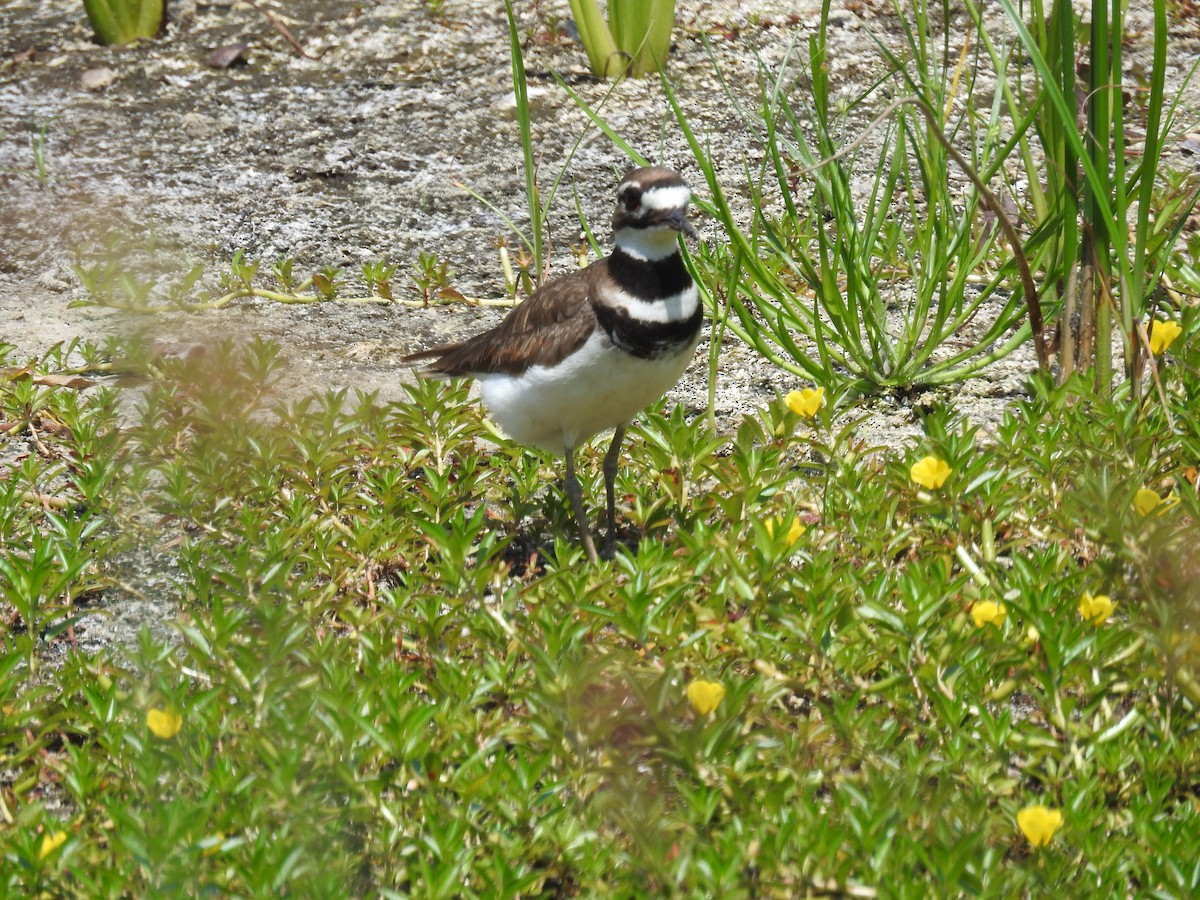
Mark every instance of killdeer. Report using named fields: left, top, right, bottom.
left=404, top=166, right=702, bottom=562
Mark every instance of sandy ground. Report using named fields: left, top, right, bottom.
left=1, top=0, right=1198, bottom=651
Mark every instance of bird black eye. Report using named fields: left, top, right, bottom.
left=621, top=186, right=642, bottom=211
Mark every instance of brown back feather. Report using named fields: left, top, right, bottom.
left=403, top=264, right=600, bottom=377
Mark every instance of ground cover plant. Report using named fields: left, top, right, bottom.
left=4, top=0, right=1200, bottom=896
left=1, top=323, right=1198, bottom=895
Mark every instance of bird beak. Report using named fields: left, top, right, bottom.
left=663, top=209, right=696, bottom=237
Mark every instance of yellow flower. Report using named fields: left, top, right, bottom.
left=1133, top=487, right=1178, bottom=517
left=146, top=707, right=183, bottom=739
left=910, top=456, right=952, bottom=489
left=1017, top=804, right=1064, bottom=847
left=766, top=516, right=806, bottom=545
left=202, top=832, right=227, bottom=857
left=686, top=680, right=726, bottom=716
left=39, top=830, right=67, bottom=859
left=1078, top=592, right=1115, bottom=625
left=971, top=601, right=1007, bottom=629
left=785, top=387, right=825, bottom=418
left=1134, top=487, right=1160, bottom=516
left=1148, top=318, right=1183, bottom=355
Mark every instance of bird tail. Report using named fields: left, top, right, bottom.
left=401, top=343, right=466, bottom=378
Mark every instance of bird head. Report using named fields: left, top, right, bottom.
left=612, top=167, right=695, bottom=257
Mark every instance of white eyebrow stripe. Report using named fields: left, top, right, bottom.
left=636, top=184, right=692, bottom=211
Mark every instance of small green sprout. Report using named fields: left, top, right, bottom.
left=81, top=0, right=164, bottom=45
left=567, top=0, right=679, bottom=78
left=222, top=250, right=260, bottom=292
left=311, top=266, right=344, bottom=300
left=409, top=251, right=461, bottom=307
left=361, top=260, right=397, bottom=300
left=272, top=257, right=297, bottom=292
left=30, top=124, right=50, bottom=188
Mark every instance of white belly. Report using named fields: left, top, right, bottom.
left=479, top=331, right=698, bottom=453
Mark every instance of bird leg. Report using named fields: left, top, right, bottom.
left=563, top=447, right=599, bottom=564
left=602, top=425, right=627, bottom=559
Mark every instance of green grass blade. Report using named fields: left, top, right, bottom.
left=995, top=0, right=1116, bottom=230
left=642, top=0, right=678, bottom=76
left=568, top=0, right=624, bottom=78
left=504, top=0, right=544, bottom=285
left=1130, top=0, right=1168, bottom=326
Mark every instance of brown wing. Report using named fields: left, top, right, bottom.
left=403, top=265, right=599, bottom=376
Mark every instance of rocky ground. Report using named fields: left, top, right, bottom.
left=7, top=0, right=1196, bottom=431
left=1, top=1, right=1198, bottom=651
